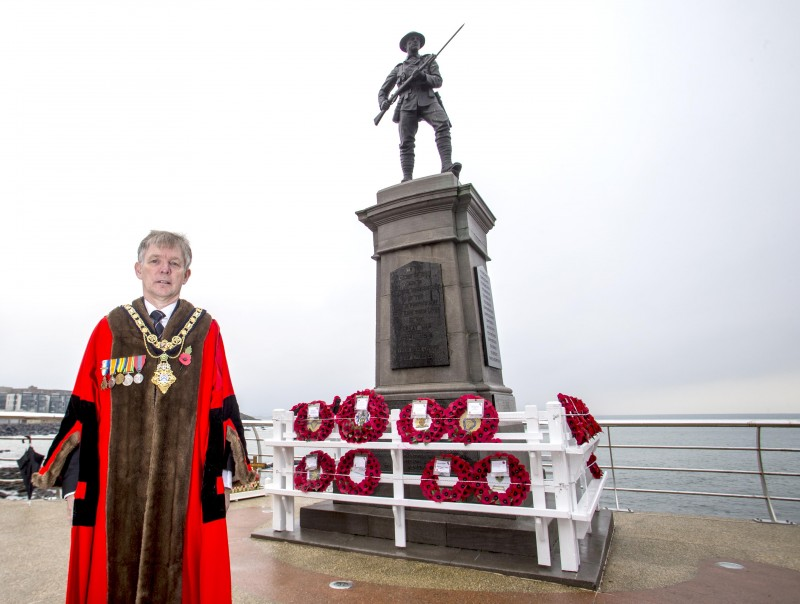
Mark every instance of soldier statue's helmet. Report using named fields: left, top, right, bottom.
left=400, top=31, right=425, bottom=52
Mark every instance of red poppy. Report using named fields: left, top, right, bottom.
left=587, top=453, right=604, bottom=479
left=335, top=449, right=382, bottom=496
left=291, top=400, right=335, bottom=441
left=419, top=453, right=474, bottom=502
left=335, top=389, right=389, bottom=444
left=473, top=453, right=531, bottom=506
left=557, top=393, right=602, bottom=444
left=397, top=398, right=445, bottom=444
left=293, top=450, right=336, bottom=492
left=443, top=395, right=500, bottom=444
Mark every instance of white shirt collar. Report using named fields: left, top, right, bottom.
left=143, top=300, right=179, bottom=325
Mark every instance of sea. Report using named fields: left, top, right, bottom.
left=3, top=415, right=798, bottom=523
left=593, top=414, right=800, bottom=524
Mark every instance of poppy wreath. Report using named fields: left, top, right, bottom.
left=419, top=453, right=474, bottom=503
left=443, top=395, right=500, bottom=444
left=578, top=399, right=603, bottom=436
left=473, top=452, right=532, bottom=506
left=396, top=398, right=446, bottom=444
left=335, top=389, right=390, bottom=444
left=557, top=393, right=602, bottom=445
left=291, top=400, right=335, bottom=441
left=587, top=453, right=604, bottom=479
left=335, top=449, right=382, bottom=496
left=293, top=450, right=336, bottom=492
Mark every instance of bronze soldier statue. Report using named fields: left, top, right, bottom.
left=378, top=31, right=461, bottom=183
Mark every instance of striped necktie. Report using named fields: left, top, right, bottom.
left=150, top=310, right=166, bottom=338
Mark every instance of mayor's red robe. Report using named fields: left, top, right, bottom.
left=34, top=298, right=256, bottom=604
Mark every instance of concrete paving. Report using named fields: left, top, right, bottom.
left=2, top=496, right=799, bottom=603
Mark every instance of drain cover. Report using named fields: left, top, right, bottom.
left=716, top=562, right=745, bottom=570
left=329, top=581, right=354, bottom=590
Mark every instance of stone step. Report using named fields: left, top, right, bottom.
left=299, top=500, right=557, bottom=558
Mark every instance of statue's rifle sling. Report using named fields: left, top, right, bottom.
left=374, top=23, right=465, bottom=126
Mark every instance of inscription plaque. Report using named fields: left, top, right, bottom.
left=390, top=261, right=450, bottom=369
left=475, top=266, right=502, bottom=369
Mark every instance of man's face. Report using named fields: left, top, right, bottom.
left=406, top=36, right=421, bottom=54
left=134, top=244, right=191, bottom=307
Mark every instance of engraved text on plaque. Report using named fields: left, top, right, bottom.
left=390, top=261, right=450, bottom=369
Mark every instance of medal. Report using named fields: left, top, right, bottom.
left=152, top=354, right=177, bottom=394
left=122, top=356, right=134, bottom=386
left=100, top=359, right=110, bottom=390
left=133, top=355, right=145, bottom=384
left=113, top=358, right=125, bottom=385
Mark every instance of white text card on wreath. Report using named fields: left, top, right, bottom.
left=351, top=455, right=368, bottom=482
left=491, top=459, right=508, bottom=474
left=467, top=400, right=484, bottom=417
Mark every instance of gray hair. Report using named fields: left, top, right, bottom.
left=137, top=230, right=193, bottom=269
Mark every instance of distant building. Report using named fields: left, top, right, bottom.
left=2, top=386, right=70, bottom=414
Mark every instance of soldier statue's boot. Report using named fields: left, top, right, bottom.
left=436, top=135, right=461, bottom=178
left=443, top=162, right=462, bottom=178
left=400, top=155, right=414, bottom=183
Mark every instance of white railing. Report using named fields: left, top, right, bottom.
left=263, top=403, right=605, bottom=573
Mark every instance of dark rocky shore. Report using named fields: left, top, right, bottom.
left=0, top=466, right=60, bottom=500
left=1, top=422, right=61, bottom=499
left=0, top=422, right=61, bottom=438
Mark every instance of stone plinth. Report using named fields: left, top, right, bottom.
left=356, top=173, right=515, bottom=411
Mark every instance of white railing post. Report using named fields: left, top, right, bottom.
left=525, top=405, right=551, bottom=565
left=389, top=409, right=407, bottom=547
left=271, top=409, right=295, bottom=532
left=547, top=402, right=581, bottom=572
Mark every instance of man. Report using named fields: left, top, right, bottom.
left=378, top=31, right=461, bottom=183
left=33, top=230, right=256, bottom=603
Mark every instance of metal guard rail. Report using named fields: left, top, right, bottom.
left=596, top=418, right=800, bottom=524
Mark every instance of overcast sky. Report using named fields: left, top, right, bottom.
left=1, top=2, right=798, bottom=419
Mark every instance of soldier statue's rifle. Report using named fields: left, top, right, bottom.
left=374, top=23, right=464, bottom=126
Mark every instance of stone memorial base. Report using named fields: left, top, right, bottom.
left=253, top=502, right=614, bottom=589
left=356, top=173, right=516, bottom=413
